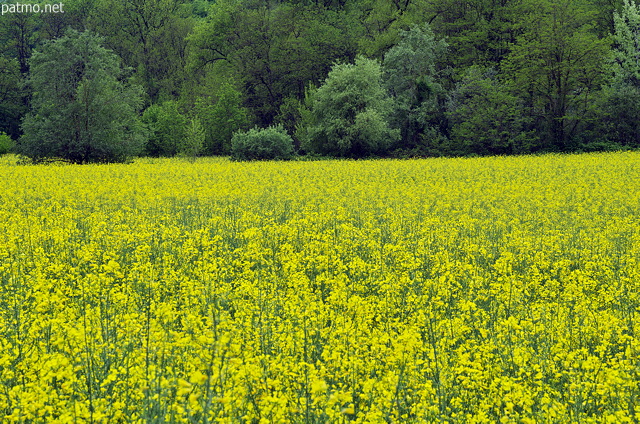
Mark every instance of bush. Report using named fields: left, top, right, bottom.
left=0, top=132, right=14, bottom=155
left=231, top=125, right=294, bottom=161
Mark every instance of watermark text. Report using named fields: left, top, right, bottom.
left=2, top=2, right=65, bottom=16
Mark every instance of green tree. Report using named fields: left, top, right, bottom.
left=589, top=0, right=625, bottom=37
left=37, top=0, right=95, bottom=40
left=447, top=67, right=537, bottom=155
left=587, top=0, right=640, bottom=148
left=88, top=0, right=193, bottom=101
left=503, top=0, right=610, bottom=150
left=356, top=0, right=434, bottom=58
left=17, top=30, right=146, bottom=164
left=0, top=55, right=24, bottom=138
left=0, top=10, right=37, bottom=74
left=193, top=81, right=250, bottom=155
left=187, top=0, right=361, bottom=127
left=0, top=1, right=96, bottom=142
left=275, top=96, right=305, bottom=149
left=301, top=57, right=399, bottom=157
left=424, top=0, right=523, bottom=71
left=585, top=84, right=640, bottom=148
left=612, top=0, right=640, bottom=85
left=0, top=132, right=14, bottom=155
left=141, top=100, right=188, bottom=157
left=382, top=24, right=448, bottom=151
left=179, top=117, right=205, bottom=161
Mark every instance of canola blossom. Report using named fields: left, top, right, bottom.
left=0, top=152, right=639, bottom=423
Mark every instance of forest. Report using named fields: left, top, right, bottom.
left=1, top=0, right=640, bottom=162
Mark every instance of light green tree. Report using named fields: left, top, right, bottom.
left=301, top=57, right=399, bottom=157
left=612, top=0, right=640, bottom=85
left=141, top=100, right=188, bottom=157
left=179, top=118, right=205, bottom=161
left=194, top=81, right=250, bottom=155
left=0, top=132, right=14, bottom=155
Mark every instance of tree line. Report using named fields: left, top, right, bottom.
left=1, top=0, right=640, bottom=162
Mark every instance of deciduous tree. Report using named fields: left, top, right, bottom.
left=0, top=55, right=23, bottom=138
left=447, top=67, right=537, bottom=155
left=88, top=0, right=193, bottom=100
left=18, top=30, right=146, bottom=163
left=383, top=24, right=448, bottom=151
left=301, top=57, right=399, bottom=157
left=504, top=0, right=610, bottom=150
left=141, top=100, right=188, bottom=157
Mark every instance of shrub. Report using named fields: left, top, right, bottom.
left=231, top=125, right=294, bottom=161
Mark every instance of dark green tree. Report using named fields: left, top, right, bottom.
left=356, top=0, right=434, bottom=59
left=0, top=55, right=24, bottom=138
left=382, top=24, right=448, bottom=152
left=0, top=11, right=37, bottom=74
left=587, top=0, right=640, bottom=148
left=425, top=0, right=523, bottom=71
left=447, top=67, right=537, bottom=155
left=17, top=30, right=146, bottom=164
left=503, top=0, right=610, bottom=150
left=0, top=0, right=96, bottom=141
left=37, top=0, right=95, bottom=39
left=187, top=0, right=361, bottom=127
left=300, top=57, right=399, bottom=157
left=88, top=0, right=193, bottom=101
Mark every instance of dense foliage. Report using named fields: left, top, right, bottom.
left=1, top=0, right=640, bottom=158
left=142, top=100, right=189, bottom=157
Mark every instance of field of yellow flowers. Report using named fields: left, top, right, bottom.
left=0, top=152, right=639, bottom=423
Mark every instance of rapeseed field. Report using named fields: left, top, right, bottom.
left=0, top=152, right=639, bottom=423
